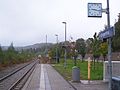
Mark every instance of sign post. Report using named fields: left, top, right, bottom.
left=106, top=0, right=112, bottom=90
left=88, top=0, right=113, bottom=89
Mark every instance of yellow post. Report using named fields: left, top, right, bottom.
left=88, top=57, right=91, bottom=81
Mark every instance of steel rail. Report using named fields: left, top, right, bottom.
left=8, top=60, right=38, bottom=90
left=0, top=60, right=34, bottom=82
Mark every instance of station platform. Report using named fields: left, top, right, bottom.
left=22, top=64, right=75, bottom=90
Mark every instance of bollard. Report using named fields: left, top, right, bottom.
left=88, top=58, right=91, bottom=81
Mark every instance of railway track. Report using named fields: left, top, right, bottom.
left=0, top=60, right=39, bottom=90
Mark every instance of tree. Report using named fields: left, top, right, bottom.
left=88, top=33, right=101, bottom=70
left=8, top=43, right=16, bottom=53
left=6, top=43, right=18, bottom=64
left=112, top=13, right=120, bottom=52
left=49, top=45, right=56, bottom=59
left=76, top=38, right=86, bottom=61
left=92, top=32, right=101, bottom=61
left=100, top=42, right=108, bottom=61
left=69, top=42, right=77, bottom=66
left=0, top=45, right=4, bottom=63
left=58, top=42, right=65, bottom=58
left=86, top=38, right=93, bottom=54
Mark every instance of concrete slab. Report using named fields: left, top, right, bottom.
left=45, top=64, right=75, bottom=90
left=22, top=64, right=52, bottom=90
left=22, top=63, right=108, bottom=90
left=22, top=64, right=41, bottom=90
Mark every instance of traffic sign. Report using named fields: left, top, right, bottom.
left=98, top=27, right=115, bottom=40
left=88, top=3, right=102, bottom=17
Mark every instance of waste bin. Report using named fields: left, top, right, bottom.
left=112, top=76, right=120, bottom=90
left=72, top=66, right=80, bottom=82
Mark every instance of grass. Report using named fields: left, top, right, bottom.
left=52, top=59, right=103, bottom=81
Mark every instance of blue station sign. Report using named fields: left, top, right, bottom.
left=98, top=27, right=115, bottom=40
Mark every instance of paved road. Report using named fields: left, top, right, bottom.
left=22, top=64, right=108, bottom=90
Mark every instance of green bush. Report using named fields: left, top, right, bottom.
left=0, top=43, right=36, bottom=67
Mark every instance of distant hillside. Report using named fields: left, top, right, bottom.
left=2, top=43, right=53, bottom=51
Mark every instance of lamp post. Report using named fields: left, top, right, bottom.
left=55, top=34, right=58, bottom=63
left=45, top=35, right=48, bottom=57
left=62, top=22, right=67, bottom=67
left=106, top=0, right=112, bottom=90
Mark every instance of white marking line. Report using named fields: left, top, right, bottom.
left=39, top=64, right=45, bottom=90
left=44, top=65, right=51, bottom=90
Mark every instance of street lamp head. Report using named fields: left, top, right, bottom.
left=55, top=34, right=58, bottom=36
left=62, top=22, right=66, bottom=24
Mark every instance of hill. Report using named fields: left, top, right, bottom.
left=2, top=43, right=53, bottom=51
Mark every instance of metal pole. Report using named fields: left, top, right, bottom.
left=106, top=0, right=112, bottom=90
left=46, top=35, right=48, bottom=57
left=57, top=35, right=58, bottom=63
left=55, top=34, right=58, bottom=63
left=65, top=23, right=67, bottom=67
left=62, top=22, right=67, bottom=67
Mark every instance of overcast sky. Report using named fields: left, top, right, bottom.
left=0, top=0, right=120, bottom=46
